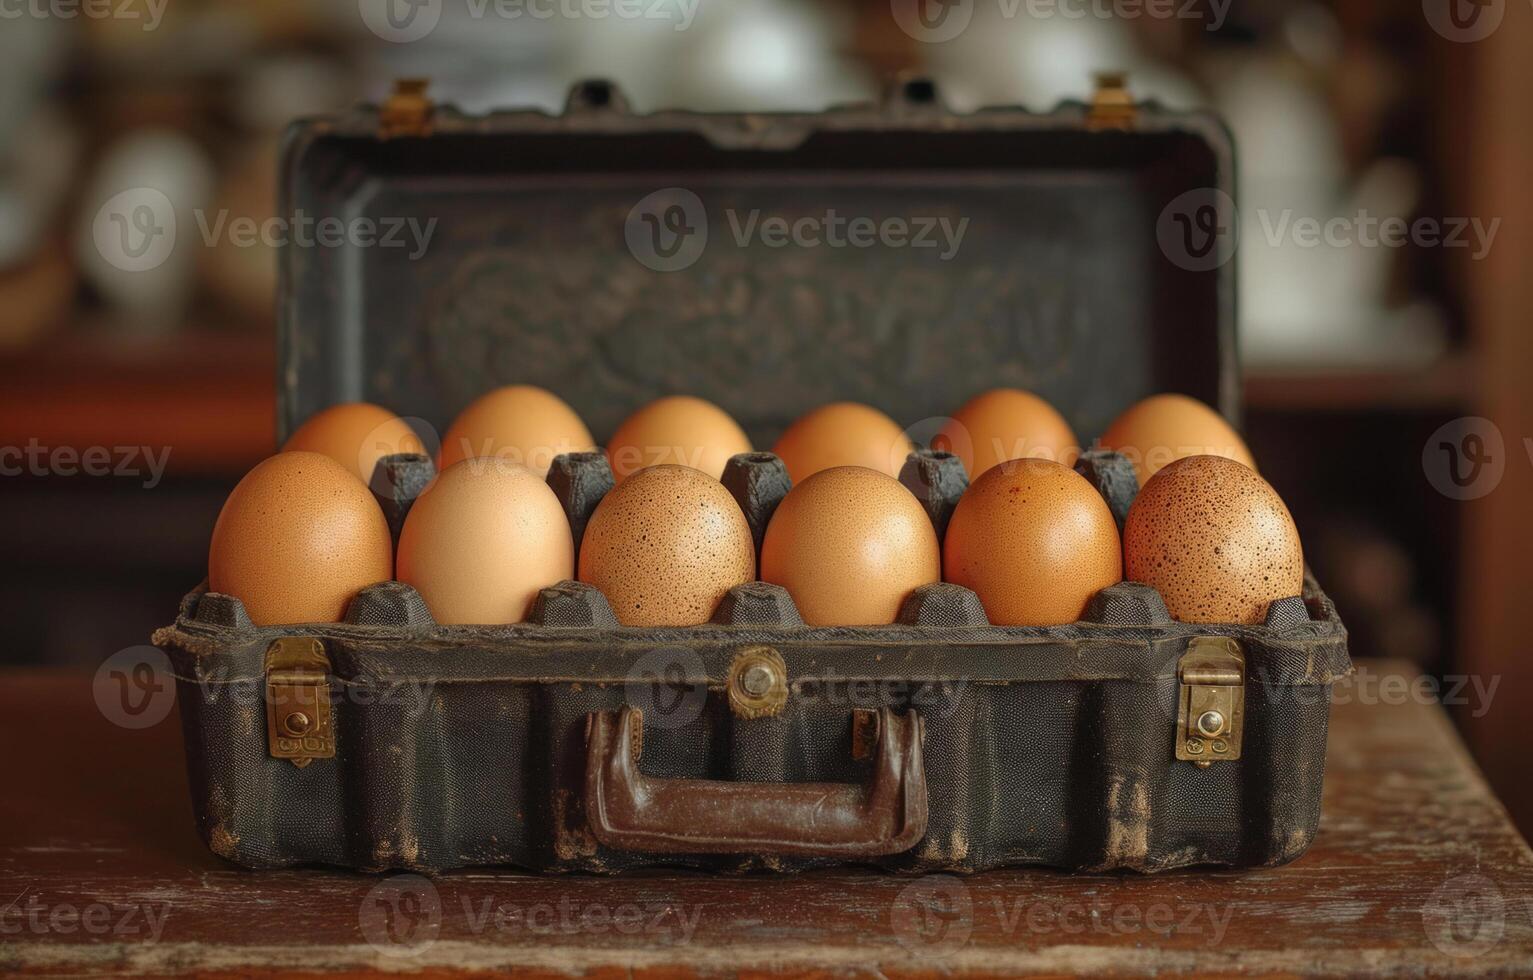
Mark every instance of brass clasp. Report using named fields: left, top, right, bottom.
left=1176, top=636, right=1244, bottom=766
left=1087, top=71, right=1138, bottom=130
left=264, top=637, right=334, bottom=768
left=380, top=78, right=434, bottom=139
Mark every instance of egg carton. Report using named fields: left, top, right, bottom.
left=157, top=448, right=1350, bottom=874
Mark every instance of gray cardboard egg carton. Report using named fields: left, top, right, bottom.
left=183, top=447, right=1326, bottom=637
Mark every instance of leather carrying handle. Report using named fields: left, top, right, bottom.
left=584, top=707, right=928, bottom=856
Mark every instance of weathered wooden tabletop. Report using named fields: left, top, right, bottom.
left=2, top=659, right=1531, bottom=978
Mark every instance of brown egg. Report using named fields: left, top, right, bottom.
left=1124, top=455, right=1303, bottom=624
left=282, top=402, right=425, bottom=485
left=760, top=466, right=940, bottom=625
left=396, top=457, right=574, bottom=624
left=771, top=402, right=912, bottom=483
left=208, top=452, right=393, bottom=626
left=606, top=396, right=752, bottom=482
left=1099, top=393, right=1256, bottom=488
left=579, top=464, right=755, bottom=626
left=944, top=458, right=1121, bottom=626
left=933, top=388, right=1078, bottom=479
left=439, top=385, right=595, bottom=476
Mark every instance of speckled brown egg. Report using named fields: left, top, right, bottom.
left=282, top=402, right=425, bottom=485
left=771, top=402, right=912, bottom=483
left=578, top=464, right=754, bottom=626
left=396, top=457, right=574, bottom=625
left=760, top=466, right=940, bottom=625
left=933, top=388, right=1078, bottom=479
left=1100, top=393, right=1256, bottom=488
left=943, top=458, right=1122, bottom=626
left=208, top=451, right=393, bottom=626
left=1124, top=454, right=1303, bottom=624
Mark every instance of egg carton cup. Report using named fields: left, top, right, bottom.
left=156, top=449, right=1350, bottom=875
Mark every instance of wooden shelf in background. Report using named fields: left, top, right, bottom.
left=0, top=328, right=276, bottom=477
left=0, top=327, right=1480, bottom=479
left=1243, top=354, right=1474, bottom=413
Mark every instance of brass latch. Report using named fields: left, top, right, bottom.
left=380, top=78, right=433, bottom=139
left=265, top=637, right=334, bottom=768
left=1176, top=636, right=1244, bottom=766
left=1087, top=71, right=1138, bottom=130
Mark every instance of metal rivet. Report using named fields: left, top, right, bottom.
left=727, top=646, right=788, bottom=719
left=284, top=711, right=312, bottom=735
left=1196, top=710, right=1225, bottom=738
left=741, top=663, right=774, bottom=697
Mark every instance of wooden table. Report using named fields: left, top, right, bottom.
left=3, top=660, right=1531, bottom=977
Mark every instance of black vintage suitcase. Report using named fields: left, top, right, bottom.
left=155, top=76, right=1351, bottom=874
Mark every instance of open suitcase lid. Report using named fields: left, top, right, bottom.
left=276, top=75, right=1237, bottom=450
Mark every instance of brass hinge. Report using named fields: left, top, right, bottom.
left=380, top=78, right=434, bottom=139
left=265, top=637, right=334, bottom=768
left=1087, top=71, right=1138, bottom=130
left=1175, top=636, right=1244, bottom=766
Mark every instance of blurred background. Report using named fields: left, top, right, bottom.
left=1, top=0, right=1529, bottom=830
